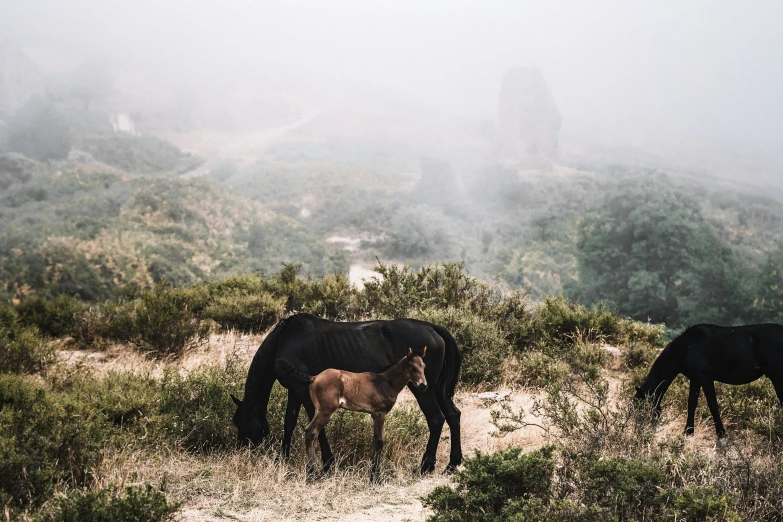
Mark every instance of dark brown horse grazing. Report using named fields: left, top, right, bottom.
left=635, top=323, right=783, bottom=437
left=293, top=347, right=427, bottom=483
left=231, top=314, right=462, bottom=475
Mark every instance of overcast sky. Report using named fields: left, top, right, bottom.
left=2, top=0, right=782, bottom=166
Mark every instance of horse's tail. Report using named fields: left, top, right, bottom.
left=277, top=359, right=314, bottom=384
left=432, top=324, right=462, bottom=399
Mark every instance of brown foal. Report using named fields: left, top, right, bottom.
left=305, top=346, right=428, bottom=483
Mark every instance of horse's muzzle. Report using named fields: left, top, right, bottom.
left=417, top=383, right=428, bottom=392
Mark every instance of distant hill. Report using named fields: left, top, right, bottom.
left=0, top=153, right=347, bottom=302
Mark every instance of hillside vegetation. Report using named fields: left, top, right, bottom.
left=2, top=263, right=783, bottom=520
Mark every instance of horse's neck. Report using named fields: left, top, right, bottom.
left=643, top=352, right=679, bottom=396
left=379, top=360, right=410, bottom=394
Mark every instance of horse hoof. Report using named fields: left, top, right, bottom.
left=418, top=461, right=436, bottom=475
left=717, top=431, right=726, bottom=439
left=683, top=427, right=694, bottom=436
left=443, top=463, right=459, bottom=474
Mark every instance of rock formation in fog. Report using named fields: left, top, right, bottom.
left=498, top=67, right=561, bottom=168
left=0, top=41, right=45, bottom=121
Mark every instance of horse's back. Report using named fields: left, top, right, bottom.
left=675, top=323, right=783, bottom=384
left=275, top=314, right=446, bottom=380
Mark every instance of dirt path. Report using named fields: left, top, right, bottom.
left=178, top=107, right=321, bottom=180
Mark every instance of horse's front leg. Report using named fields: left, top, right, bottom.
left=684, top=380, right=701, bottom=435
left=303, top=402, right=335, bottom=472
left=370, top=412, right=387, bottom=484
left=279, top=392, right=301, bottom=460
left=701, top=380, right=726, bottom=437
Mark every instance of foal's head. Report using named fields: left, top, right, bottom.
left=404, top=346, right=428, bottom=391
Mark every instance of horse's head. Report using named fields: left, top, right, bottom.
left=633, top=385, right=663, bottom=418
left=231, top=394, right=270, bottom=446
left=405, top=346, right=428, bottom=392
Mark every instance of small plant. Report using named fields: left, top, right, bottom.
left=38, top=483, right=180, bottom=522
left=15, top=293, right=84, bottom=338
left=0, top=374, right=108, bottom=510
left=203, top=291, right=284, bottom=333
left=131, top=281, right=209, bottom=357
left=414, top=306, right=511, bottom=385
left=0, top=303, right=55, bottom=374
left=423, top=446, right=556, bottom=522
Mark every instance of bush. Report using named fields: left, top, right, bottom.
left=423, top=446, right=555, bottom=522
left=0, top=374, right=108, bottom=510
left=158, top=356, right=246, bottom=451
left=414, top=307, right=511, bottom=386
left=203, top=291, right=284, bottom=333
left=529, top=296, right=663, bottom=352
left=71, top=300, right=137, bottom=349
left=0, top=303, right=54, bottom=373
left=38, top=483, right=180, bottom=522
left=16, top=293, right=84, bottom=337
left=131, top=282, right=209, bottom=357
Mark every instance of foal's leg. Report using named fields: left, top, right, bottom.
left=303, top=402, right=335, bottom=472
left=370, top=412, right=387, bottom=484
left=279, top=393, right=302, bottom=460
left=304, top=407, right=336, bottom=477
left=435, top=388, right=462, bottom=473
left=410, top=385, right=445, bottom=474
left=684, top=380, right=701, bottom=435
left=701, top=380, right=726, bottom=437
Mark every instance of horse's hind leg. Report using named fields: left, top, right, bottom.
left=435, top=388, right=462, bottom=473
left=702, top=380, right=726, bottom=438
left=410, top=386, right=445, bottom=474
left=370, top=412, right=387, bottom=484
left=684, top=380, right=701, bottom=435
left=304, top=402, right=335, bottom=472
left=279, top=392, right=301, bottom=460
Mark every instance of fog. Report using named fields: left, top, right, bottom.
left=2, top=0, right=782, bottom=182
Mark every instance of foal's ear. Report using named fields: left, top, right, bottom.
left=407, top=346, right=413, bottom=358
left=420, top=346, right=427, bottom=357
left=230, top=394, right=242, bottom=408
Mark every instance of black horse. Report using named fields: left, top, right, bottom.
left=635, top=323, right=783, bottom=437
left=231, top=313, right=463, bottom=473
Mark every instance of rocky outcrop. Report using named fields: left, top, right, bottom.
left=0, top=41, right=45, bottom=120
left=498, top=67, right=561, bottom=168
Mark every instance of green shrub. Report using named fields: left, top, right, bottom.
left=0, top=303, right=54, bottom=373
left=514, top=351, right=568, bottom=388
left=131, top=282, right=209, bottom=357
left=71, top=300, right=137, bottom=349
left=268, top=263, right=356, bottom=319
left=360, top=261, right=500, bottom=319
left=528, top=296, right=664, bottom=353
left=203, top=291, right=284, bottom=333
left=158, top=356, right=246, bottom=451
left=16, top=293, right=84, bottom=338
left=0, top=374, right=107, bottom=510
left=38, top=483, right=180, bottom=522
left=423, top=446, right=555, bottom=522
left=667, top=486, right=741, bottom=522
left=581, top=456, right=666, bottom=519
left=414, top=307, right=511, bottom=385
